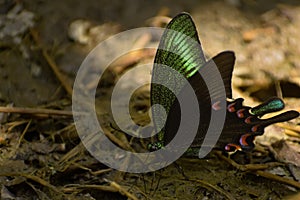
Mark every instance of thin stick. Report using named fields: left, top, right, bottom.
left=255, top=170, right=300, bottom=189
left=0, top=106, right=73, bottom=117
left=0, top=173, right=63, bottom=195
left=105, top=179, right=139, bottom=200
left=63, top=184, right=118, bottom=193
left=7, top=120, right=30, bottom=132
left=214, top=151, right=300, bottom=189
left=30, top=28, right=73, bottom=96
left=188, top=179, right=235, bottom=200
left=17, top=119, right=32, bottom=148
left=214, top=151, right=283, bottom=171
left=90, top=168, right=113, bottom=176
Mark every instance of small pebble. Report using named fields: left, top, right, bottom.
left=68, top=19, right=91, bottom=44
left=30, top=63, right=42, bottom=77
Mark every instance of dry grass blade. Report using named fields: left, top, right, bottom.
left=90, top=168, right=113, bottom=175
left=62, top=184, right=118, bottom=193
left=56, top=143, right=86, bottom=172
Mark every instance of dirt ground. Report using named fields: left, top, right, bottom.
left=1, top=0, right=300, bottom=199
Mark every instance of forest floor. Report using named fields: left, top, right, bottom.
left=1, top=0, right=300, bottom=199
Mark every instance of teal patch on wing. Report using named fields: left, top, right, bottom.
left=250, top=97, right=285, bottom=116
left=151, top=13, right=206, bottom=140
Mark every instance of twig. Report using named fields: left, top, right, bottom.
left=30, top=28, right=73, bottom=96
left=6, top=120, right=31, bottom=132
left=17, top=119, right=32, bottom=148
left=146, top=16, right=172, bottom=27
left=104, top=179, right=139, bottom=200
left=187, top=179, right=235, bottom=200
left=57, top=143, right=86, bottom=172
left=108, top=48, right=155, bottom=74
left=214, top=151, right=283, bottom=171
left=0, top=106, right=73, bottom=117
left=277, top=123, right=300, bottom=134
left=214, top=151, right=300, bottom=190
left=255, top=170, right=300, bottom=189
left=0, top=172, right=63, bottom=196
left=68, top=162, right=113, bottom=176
left=90, top=168, right=113, bottom=176
left=63, top=184, right=118, bottom=193
left=104, top=125, right=134, bottom=151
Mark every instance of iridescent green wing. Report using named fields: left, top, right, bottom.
left=151, top=13, right=206, bottom=142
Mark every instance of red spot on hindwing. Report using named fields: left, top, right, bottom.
left=227, top=103, right=236, bottom=112
left=237, top=109, right=246, bottom=118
